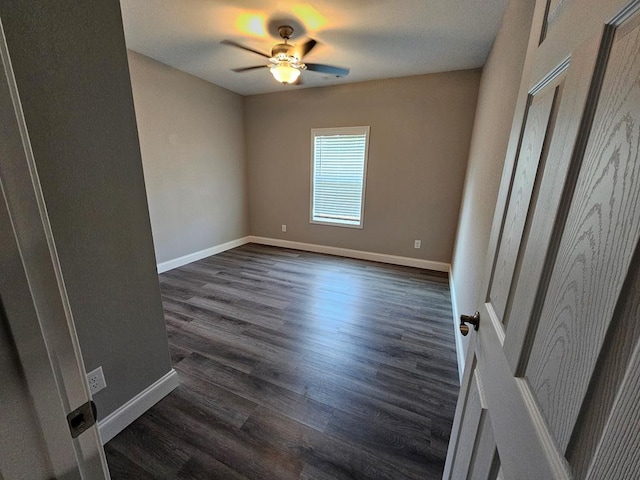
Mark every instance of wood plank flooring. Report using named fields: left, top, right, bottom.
left=104, top=244, right=460, bottom=479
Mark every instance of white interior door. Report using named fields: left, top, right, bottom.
left=0, top=17, right=110, bottom=480
left=445, top=0, right=640, bottom=478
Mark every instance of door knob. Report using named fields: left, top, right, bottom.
left=459, top=311, right=480, bottom=336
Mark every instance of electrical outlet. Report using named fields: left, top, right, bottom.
left=87, top=366, right=107, bottom=395
left=282, top=224, right=287, bottom=232
left=414, top=240, right=421, bottom=249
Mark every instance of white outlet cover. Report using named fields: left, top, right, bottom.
left=86, top=366, right=107, bottom=394
left=282, top=224, right=287, bottom=232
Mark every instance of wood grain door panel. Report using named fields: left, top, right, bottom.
left=488, top=83, right=559, bottom=326
left=525, top=14, right=640, bottom=452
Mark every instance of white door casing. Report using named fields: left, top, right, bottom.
left=445, top=0, right=640, bottom=478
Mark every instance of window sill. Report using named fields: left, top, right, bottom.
left=309, top=219, right=364, bottom=229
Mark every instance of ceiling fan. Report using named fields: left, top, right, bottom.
left=222, top=25, right=349, bottom=85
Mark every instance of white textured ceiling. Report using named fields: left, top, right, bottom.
left=120, top=0, right=509, bottom=96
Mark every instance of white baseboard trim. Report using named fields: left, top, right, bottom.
left=98, top=369, right=180, bottom=444
left=449, top=267, right=465, bottom=384
left=156, top=236, right=450, bottom=273
left=157, top=236, right=251, bottom=273
left=248, top=236, right=450, bottom=272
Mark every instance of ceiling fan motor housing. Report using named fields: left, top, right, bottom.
left=272, top=26, right=300, bottom=62
left=271, top=43, right=297, bottom=60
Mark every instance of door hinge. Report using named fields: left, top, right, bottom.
left=66, top=400, right=97, bottom=438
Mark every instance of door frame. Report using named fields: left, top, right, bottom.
left=0, top=15, right=110, bottom=480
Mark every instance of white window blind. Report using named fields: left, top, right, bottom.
left=310, top=126, right=370, bottom=228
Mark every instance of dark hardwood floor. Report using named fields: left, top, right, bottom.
left=104, top=244, right=460, bottom=479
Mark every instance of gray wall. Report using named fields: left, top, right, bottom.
left=451, top=0, right=536, bottom=359
left=0, top=306, right=50, bottom=479
left=128, top=51, right=249, bottom=264
left=0, top=0, right=172, bottom=417
left=244, top=71, right=481, bottom=263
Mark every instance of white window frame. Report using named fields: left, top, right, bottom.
left=309, top=126, right=370, bottom=229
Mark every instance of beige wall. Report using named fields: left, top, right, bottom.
left=451, top=0, right=536, bottom=362
left=245, top=71, right=481, bottom=263
left=0, top=0, right=172, bottom=418
left=128, top=51, right=249, bottom=264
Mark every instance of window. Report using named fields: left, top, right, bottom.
left=310, top=126, right=370, bottom=228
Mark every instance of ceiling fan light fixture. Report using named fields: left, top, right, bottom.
left=270, top=62, right=301, bottom=84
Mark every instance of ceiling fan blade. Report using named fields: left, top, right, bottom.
left=232, top=65, right=268, bottom=73
left=305, top=63, right=350, bottom=77
left=221, top=40, right=270, bottom=59
left=297, top=38, right=317, bottom=58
